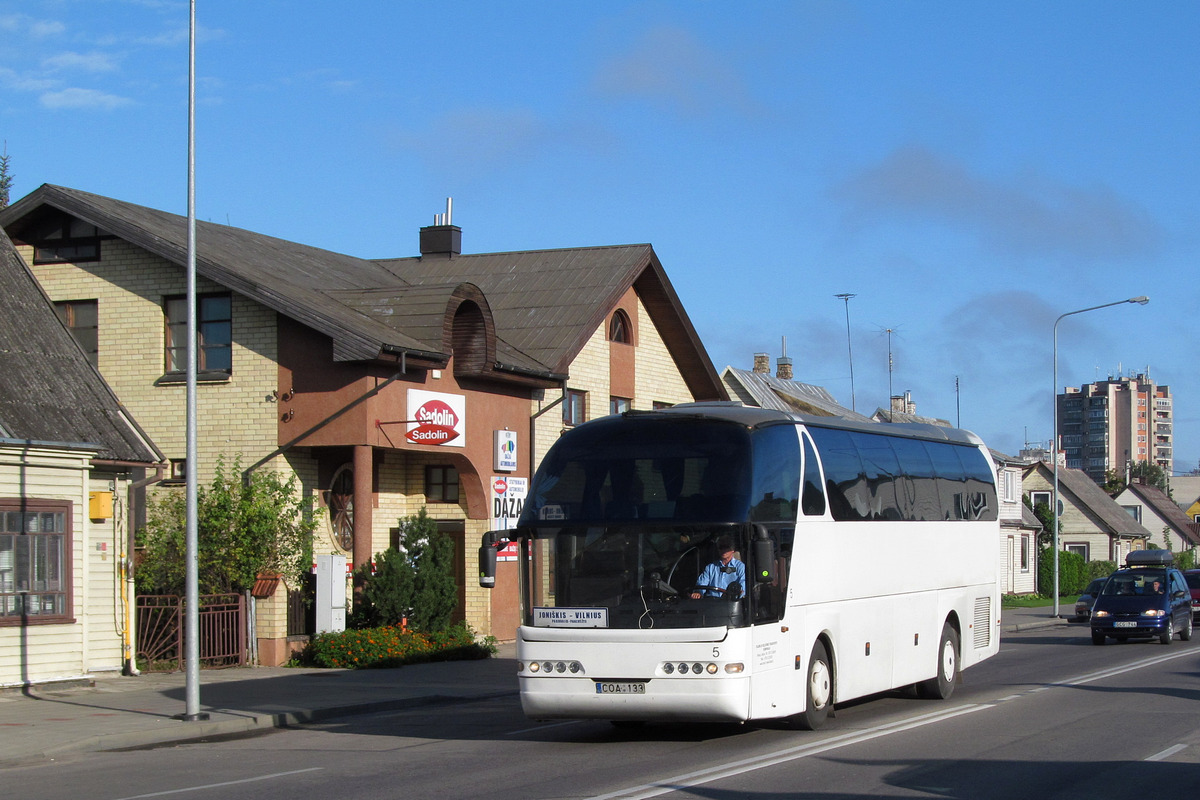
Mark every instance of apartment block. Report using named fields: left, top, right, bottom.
left=1057, top=373, right=1172, bottom=484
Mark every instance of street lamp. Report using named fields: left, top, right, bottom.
left=834, top=293, right=856, bottom=412
left=1051, top=295, right=1149, bottom=617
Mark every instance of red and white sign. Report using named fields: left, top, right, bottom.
left=406, top=390, right=466, bottom=447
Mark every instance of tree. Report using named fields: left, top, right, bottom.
left=1128, top=461, right=1167, bottom=492
left=1025, top=495, right=1058, bottom=548
left=0, top=143, right=13, bottom=210
left=137, top=457, right=317, bottom=595
left=352, top=508, right=458, bottom=631
left=1101, top=469, right=1125, bottom=496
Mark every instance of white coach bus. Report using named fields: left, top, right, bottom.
left=479, top=402, right=1000, bottom=729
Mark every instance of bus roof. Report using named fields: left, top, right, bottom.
left=630, top=401, right=987, bottom=449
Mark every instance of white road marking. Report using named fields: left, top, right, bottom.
left=585, top=705, right=991, bottom=800
left=506, top=719, right=583, bottom=736
left=110, top=768, right=323, bottom=800
left=1145, top=744, right=1187, bottom=762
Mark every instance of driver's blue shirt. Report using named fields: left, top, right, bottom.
left=696, top=558, right=746, bottom=598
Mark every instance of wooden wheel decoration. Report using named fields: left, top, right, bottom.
left=328, top=465, right=354, bottom=552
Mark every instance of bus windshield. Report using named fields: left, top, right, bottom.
left=522, top=524, right=781, bottom=630
left=519, top=415, right=799, bottom=526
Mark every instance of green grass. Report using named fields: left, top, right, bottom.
left=1001, top=593, right=1081, bottom=609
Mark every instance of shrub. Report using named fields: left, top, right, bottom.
left=351, top=508, right=457, bottom=631
left=137, top=457, right=316, bottom=595
left=304, top=622, right=495, bottom=669
left=1085, top=560, right=1116, bottom=581
left=1038, top=548, right=1088, bottom=597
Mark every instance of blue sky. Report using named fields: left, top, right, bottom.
left=2, top=1, right=1197, bottom=476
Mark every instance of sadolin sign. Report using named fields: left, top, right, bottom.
left=405, top=389, right=466, bottom=447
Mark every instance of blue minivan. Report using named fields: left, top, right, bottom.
left=1090, top=550, right=1193, bottom=645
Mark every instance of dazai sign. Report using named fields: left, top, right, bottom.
left=491, top=476, right=527, bottom=561
left=405, top=390, right=466, bottom=447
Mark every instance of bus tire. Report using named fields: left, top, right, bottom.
left=794, top=640, right=832, bottom=731
left=916, top=623, right=958, bottom=700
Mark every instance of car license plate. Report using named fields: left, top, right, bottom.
left=595, top=681, right=646, bottom=694
left=1113, top=621, right=1137, bottom=628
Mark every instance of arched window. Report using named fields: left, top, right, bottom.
left=327, top=464, right=354, bottom=552
left=608, top=309, right=632, bottom=344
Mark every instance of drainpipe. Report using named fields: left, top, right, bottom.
left=125, top=464, right=166, bottom=676
left=529, top=381, right=567, bottom=489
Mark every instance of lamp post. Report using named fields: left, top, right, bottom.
left=834, top=293, right=857, bottom=412
left=1051, top=295, right=1149, bottom=617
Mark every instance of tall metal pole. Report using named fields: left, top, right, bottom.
left=834, top=293, right=856, bottom=412
left=181, top=0, right=206, bottom=721
left=1051, top=295, right=1149, bottom=618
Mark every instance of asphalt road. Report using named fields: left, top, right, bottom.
left=7, top=623, right=1198, bottom=800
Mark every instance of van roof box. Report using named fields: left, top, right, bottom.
left=1125, top=549, right=1174, bottom=568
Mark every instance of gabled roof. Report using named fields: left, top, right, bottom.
left=0, top=185, right=726, bottom=399
left=1023, top=461, right=1150, bottom=539
left=721, top=367, right=870, bottom=421
left=0, top=226, right=162, bottom=464
left=1119, top=482, right=1200, bottom=547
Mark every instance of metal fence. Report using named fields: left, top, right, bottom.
left=135, top=593, right=246, bottom=671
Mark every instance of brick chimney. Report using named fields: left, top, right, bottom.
left=753, top=352, right=770, bottom=374
left=419, top=198, right=460, bottom=258
left=776, top=336, right=793, bottom=380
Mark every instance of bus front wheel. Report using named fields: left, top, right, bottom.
left=916, top=623, right=958, bottom=700
left=794, top=640, right=832, bottom=731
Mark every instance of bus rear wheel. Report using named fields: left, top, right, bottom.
left=916, top=623, right=958, bottom=700
left=794, top=640, right=832, bottom=731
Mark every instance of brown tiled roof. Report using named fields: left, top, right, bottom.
left=1, top=185, right=725, bottom=399
left=0, top=226, right=162, bottom=464
left=1023, top=462, right=1150, bottom=538
left=1122, top=482, right=1200, bottom=547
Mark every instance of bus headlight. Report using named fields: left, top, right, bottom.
left=528, top=661, right=540, bottom=672
left=662, top=662, right=674, bottom=674
left=724, top=663, right=744, bottom=674
left=706, top=663, right=718, bottom=674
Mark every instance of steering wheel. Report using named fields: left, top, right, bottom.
left=689, top=584, right=731, bottom=598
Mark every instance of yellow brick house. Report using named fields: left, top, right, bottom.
left=1, top=185, right=726, bottom=661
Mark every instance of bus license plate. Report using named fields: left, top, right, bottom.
left=596, top=681, right=646, bottom=694
left=1113, top=621, right=1137, bottom=628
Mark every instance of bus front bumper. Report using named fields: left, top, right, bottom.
left=519, top=674, right=751, bottom=722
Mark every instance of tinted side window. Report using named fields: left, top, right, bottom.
left=749, top=425, right=800, bottom=523
left=855, top=432, right=902, bottom=520
left=889, top=437, right=940, bottom=521
left=807, top=427, right=868, bottom=521
left=801, top=432, right=826, bottom=517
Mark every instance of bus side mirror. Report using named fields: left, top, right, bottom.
left=752, top=526, right=775, bottom=584
left=479, top=530, right=506, bottom=589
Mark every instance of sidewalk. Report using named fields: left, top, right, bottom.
left=0, top=609, right=1068, bottom=767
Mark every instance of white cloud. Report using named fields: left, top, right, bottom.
left=42, top=51, right=120, bottom=72
left=39, top=87, right=133, bottom=110
left=30, top=19, right=65, bottom=38
left=0, top=66, right=58, bottom=92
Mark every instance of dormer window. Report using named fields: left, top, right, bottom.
left=29, top=212, right=102, bottom=264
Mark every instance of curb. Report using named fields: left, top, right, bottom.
left=1003, top=618, right=1071, bottom=633
left=0, top=689, right=517, bottom=768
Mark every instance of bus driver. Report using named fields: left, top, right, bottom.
left=691, top=537, right=747, bottom=599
